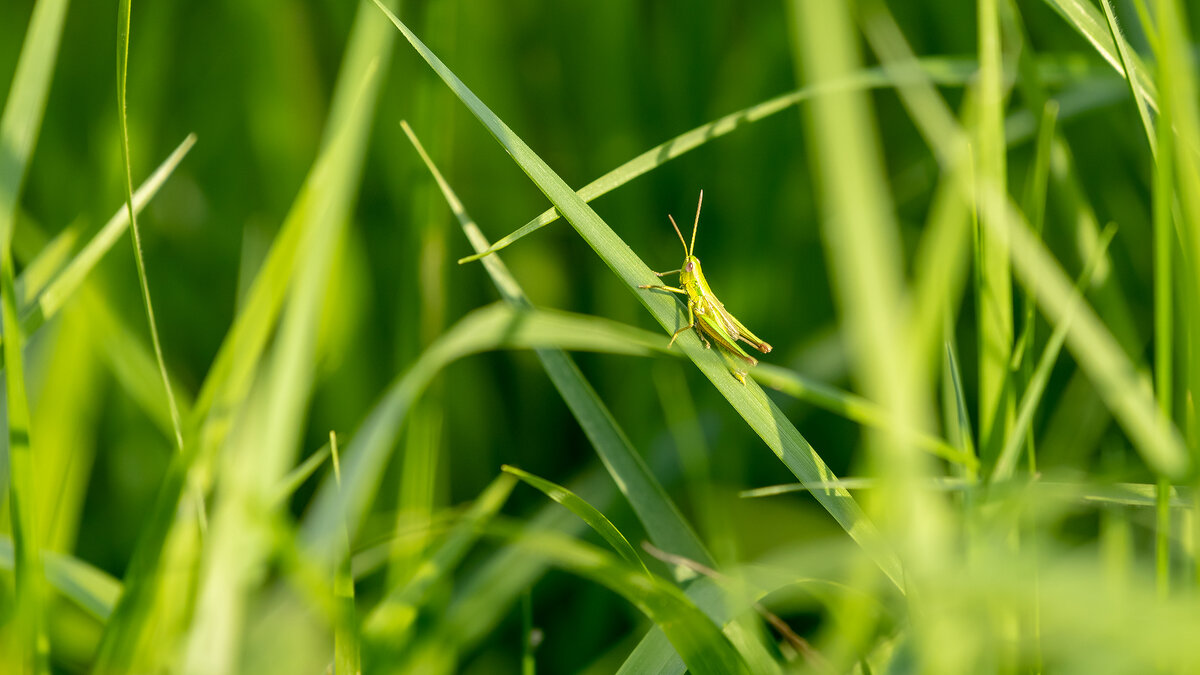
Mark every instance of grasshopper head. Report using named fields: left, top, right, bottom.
left=680, top=255, right=702, bottom=284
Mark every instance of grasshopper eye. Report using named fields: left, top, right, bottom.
left=685, top=261, right=694, bottom=272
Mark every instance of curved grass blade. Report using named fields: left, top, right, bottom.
left=992, top=225, right=1117, bottom=481
left=401, top=120, right=713, bottom=566
left=372, top=0, right=902, bottom=589
left=502, top=465, right=649, bottom=575
left=299, top=302, right=673, bottom=559
left=0, top=0, right=71, bottom=671
left=484, top=525, right=754, bottom=675
left=362, top=473, right=518, bottom=647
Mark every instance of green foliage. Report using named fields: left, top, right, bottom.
left=1, top=0, right=1199, bottom=672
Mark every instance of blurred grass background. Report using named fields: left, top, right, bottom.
left=2, top=0, right=1200, bottom=673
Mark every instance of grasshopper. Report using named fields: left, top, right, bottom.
left=639, top=191, right=772, bottom=385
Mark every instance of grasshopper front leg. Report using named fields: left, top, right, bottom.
left=667, top=300, right=695, bottom=348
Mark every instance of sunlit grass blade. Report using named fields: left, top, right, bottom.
left=401, top=119, right=712, bottom=565
left=182, top=17, right=392, bottom=670
left=1041, top=0, right=1158, bottom=111
left=372, top=0, right=902, bottom=589
left=994, top=224, right=1115, bottom=481
left=860, top=0, right=1189, bottom=479
left=362, top=473, right=517, bottom=647
left=300, top=302, right=675, bottom=558
left=502, top=465, right=649, bottom=575
left=975, top=0, right=1014, bottom=469
left=1098, top=0, right=1156, bottom=153
left=1151, top=0, right=1176, bottom=596
left=0, top=0, right=71, bottom=671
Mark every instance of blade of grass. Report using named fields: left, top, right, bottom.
left=372, top=0, right=902, bottom=589
left=1150, top=0, right=1200, bottom=584
left=0, top=0, right=70, bottom=671
left=1041, top=0, right=1158, bottom=111
left=790, top=0, right=948, bottom=596
left=1013, top=100, right=1058, bottom=475
left=1098, top=0, right=1156, bottom=154
left=400, top=120, right=713, bottom=565
left=993, top=224, right=1117, bottom=481
left=182, top=38, right=388, bottom=673
left=117, top=0, right=184, bottom=455
left=502, top=465, right=649, bottom=575
left=1151, top=3, right=1176, bottom=596
left=975, top=0, right=1015, bottom=470
left=18, top=135, right=196, bottom=338
left=752, top=363, right=974, bottom=468
left=330, top=433, right=361, bottom=675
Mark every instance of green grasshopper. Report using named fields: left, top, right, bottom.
left=639, top=191, right=772, bottom=384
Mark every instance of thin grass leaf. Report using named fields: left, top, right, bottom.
left=361, top=473, right=518, bottom=646
left=993, top=224, right=1117, bottom=481
left=1041, top=0, right=1158, bottom=111
left=502, top=465, right=649, bottom=575
left=752, top=363, right=974, bottom=468
left=271, top=443, right=331, bottom=506
left=372, top=0, right=902, bottom=589
left=300, top=302, right=675, bottom=558
left=13, top=218, right=77, bottom=308
left=975, top=0, right=1015, bottom=469
left=401, top=119, right=713, bottom=566
left=1151, top=3, right=1176, bottom=595
left=1098, top=0, right=1156, bottom=154
left=0, top=0, right=71, bottom=671
left=116, top=0, right=184, bottom=454
left=419, top=463, right=615, bottom=659
left=18, top=135, right=196, bottom=337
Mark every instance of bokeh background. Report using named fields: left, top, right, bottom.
left=2, top=0, right=1197, bottom=673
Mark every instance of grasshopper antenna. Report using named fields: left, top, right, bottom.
left=667, top=213, right=689, bottom=258
left=689, top=190, right=703, bottom=256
